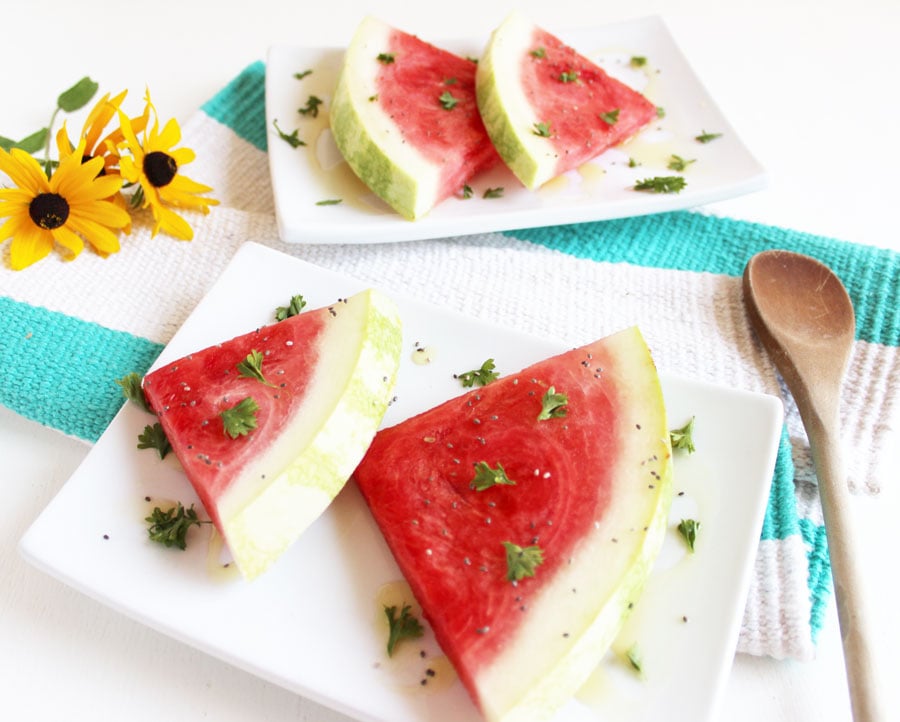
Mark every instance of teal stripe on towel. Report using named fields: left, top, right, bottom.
left=0, top=298, right=163, bottom=442
left=800, top=518, right=832, bottom=642
left=201, top=60, right=268, bottom=152
left=506, top=212, right=900, bottom=348
left=759, top=424, right=800, bottom=541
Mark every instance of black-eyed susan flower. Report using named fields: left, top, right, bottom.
left=57, top=92, right=149, bottom=234
left=117, top=91, right=218, bottom=240
left=0, top=138, right=130, bottom=270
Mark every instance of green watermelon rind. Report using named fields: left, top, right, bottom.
left=213, top=289, right=403, bottom=580
left=475, top=12, right=564, bottom=190
left=329, top=16, right=440, bottom=220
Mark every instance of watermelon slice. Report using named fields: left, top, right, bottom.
left=476, top=12, right=658, bottom=189
left=142, top=289, right=402, bottom=580
left=329, top=16, right=500, bottom=220
left=353, top=326, right=673, bottom=721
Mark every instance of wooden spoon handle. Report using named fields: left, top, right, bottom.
left=809, top=426, right=885, bottom=722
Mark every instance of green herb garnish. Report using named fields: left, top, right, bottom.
left=538, top=386, right=568, bottom=420
left=667, top=154, right=696, bottom=172
left=656, top=106, right=666, bottom=118
left=630, top=56, right=647, bottom=67
left=695, top=130, right=722, bottom=144
left=461, top=184, right=473, bottom=199
left=677, top=518, right=700, bottom=552
left=377, top=52, right=395, bottom=64
left=443, top=77, right=458, bottom=85
left=272, top=119, right=305, bottom=148
left=439, top=91, right=459, bottom=110
left=634, top=176, right=687, bottom=194
left=482, top=187, right=504, bottom=199
left=530, top=47, right=546, bottom=58
left=470, top=461, right=516, bottom=491
left=456, top=358, right=499, bottom=387
left=315, top=198, right=342, bottom=206
left=145, top=502, right=209, bottom=550
left=236, top=349, right=274, bottom=387
left=115, top=372, right=150, bottom=412
left=275, top=294, right=307, bottom=321
left=670, top=416, right=696, bottom=452
left=220, top=397, right=259, bottom=439
left=293, top=69, right=313, bottom=80
left=503, top=541, right=545, bottom=582
left=625, top=643, right=644, bottom=674
left=384, top=603, right=424, bottom=656
left=137, top=422, right=171, bottom=459
left=297, top=95, right=323, bottom=118
left=558, top=70, right=579, bottom=83
left=532, top=121, right=552, bottom=137
left=599, top=109, right=620, bottom=125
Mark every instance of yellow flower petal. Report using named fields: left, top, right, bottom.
left=69, top=197, right=130, bottom=229
left=0, top=148, right=50, bottom=195
left=153, top=117, right=182, bottom=152
left=50, top=224, right=85, bottom=259
left=9, top=223, right=53, bottom=270
left=152, top=203, right=194, bottom=240
left=65, top=214, right=121, bottom=255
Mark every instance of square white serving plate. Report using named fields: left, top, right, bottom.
left=265, top=16, right=766, bottom=244
left=20, top=242, right=782, bottom=722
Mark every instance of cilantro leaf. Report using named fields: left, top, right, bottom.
left=220, top=397, right=259, bottom=439
left=439, top=91, right=459, bottom=110
left=236, top=349, right=274, bottom=387
left=116, top=372, right=150, bottom=413
left=297, top=95, right=323, bottom=118
left=695, top=130, right=723, bottom=143
left=470, top=461, right=516, bottom=491
left=677, top=518, right=700, bottom=553
left=145, top=502, right=209, bottom=550
left=137, top=422, right=171, bottom=459
left=456, top=358, right=499, bottom=387
left=667, top=154, right=696, bottom=172
left=599, top=109, right=620, bottom=125
left=272, top=119, right=306, bottom=148
left=503, top=541, right=545, bottom=582
left=538, top=386, right=568, bottom=420
left=670, top=416, right=696, bottom=452
left=384, top=603, right=424, bottom=656
left=634, top=176, right=687, bottom=194
left=275, top=294, right=307, bottom=321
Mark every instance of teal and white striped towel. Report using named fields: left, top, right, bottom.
left=2, top=62, right=898, bottom=661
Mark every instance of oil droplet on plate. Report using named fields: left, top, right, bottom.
left=411, top=345, right=436, bottom=365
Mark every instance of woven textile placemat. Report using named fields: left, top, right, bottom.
left=2, top=61, right=898, bottom=661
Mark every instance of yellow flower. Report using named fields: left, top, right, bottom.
left=58, top=90, right=128, bottom=174
left=118, top=91, right=218, bottom=240
left=0, top=138, right=130, bottom=269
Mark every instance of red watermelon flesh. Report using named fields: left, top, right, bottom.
left=353, top=326, right=672, bottom=721
left=142, top=289, right=402, bottom=579
left=329, top=17, right=501, bottom=220
left=374, top=27, right=501, bottom=193
left=523, top=27, right=658, bottom=174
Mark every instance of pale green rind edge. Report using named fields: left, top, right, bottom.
left=329, top=17, right=436, bottom=220
left=223, top=289, right=403, bottom=580
left=478, top=327, right=674, bottom=722
left=475, top=12, right=558, bottom=190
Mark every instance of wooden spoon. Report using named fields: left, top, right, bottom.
left=743, top=249, right=883, bottom=721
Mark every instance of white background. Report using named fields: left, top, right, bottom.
left=2, top=1, right=898, bottom=720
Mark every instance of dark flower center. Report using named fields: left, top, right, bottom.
left=144, top=151, right=178, bottom=188
left=29, top=193, right=70, bottom=230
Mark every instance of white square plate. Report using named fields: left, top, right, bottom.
left=21, top=242, right=782, bottom=722
left=265, top=16, right=766, bottom=244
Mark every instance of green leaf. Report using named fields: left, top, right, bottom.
left=384, top=603, right=424, bottom=656
left=558, top=70, right=579, bottom=83
left=272, top=119, right=306, bottom=148
left=236, top=349, right=274, bottom=386
left=220, top=397, right=260, bottom=438
left=145, top=502, right=209, bottom=550
left=630, top=56, right=648, bottom=68
left=482, top=187, right=504, bottom=199
left=275, top=293, right=307, bottom=321
left=532, top=121, right=552, bottom=137
left=538, top=386, right=568, bottom=421
left=625, top=643, right=644, bottom=674
left=599, top=109, right=620, bottom=125
left=297, top=95, right=323, bottom=118
left=670, top=416, right=696, bottom=452
left=57, top=77, right=99, bottom=113
left=633, top=176, right=687, bottom=194
left=315, top=198, right=342, bottom=206
left=677, top=518, right=700, bottom=552
left=470, top=461, right=516, bottom=491
left=1, top=127, right=49, bottom=154
left=503, top=541, right=544, bottom=582
left=530, top=47, right=546, bottom=59
left=439, top=91, right=459, bottom=110
left=137, top=423, right=171, bottom=459
left=115, top=372, right=151, bottom=413
left=455, top=358, right=499, bottom=387
left=695, top=130, right=723, bottom=144
left=667, top=154, right=696, bottom=172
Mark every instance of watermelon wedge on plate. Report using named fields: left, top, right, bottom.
left=141, top=288, right=402, bottom=580
left=329, top=16, right=500, bottom=220
left=476, top=12, right=659, bottom=189
left=353, top=326, right=673, bottom=722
